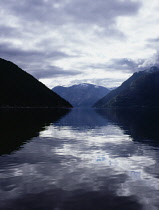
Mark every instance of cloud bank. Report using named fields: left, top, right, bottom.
left=0, top=0, right=159, bottom=88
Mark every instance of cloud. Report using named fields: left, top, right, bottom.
left=0, top=25, right=20, bottom=37
left=66, top=0, right=141, bottom=24
left=0, top=0, right=142, bottom=47
left=0, top=42, right=71, bottom=73
left=137, top=50, right=159, bottom=69
left=107, top=58, right=145, bottom=72
left=0, top=0, right=159, bottom=88
left=31, top=66, right=82, bottom=79
left=148, top=37, right=159, bottom=43
left=0, top=43, right=43, bottom=59
left=1, top=0, right=142, bottom=27
left=84, top=58, right=145, bottom=73
left=0, top=42, right=79, bottom=80
left=0, top=42, right=69, bottom=60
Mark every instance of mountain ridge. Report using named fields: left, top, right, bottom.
left=53, top=83, right=110, bottom=107
left=0, top=58, right=72, bottom=108
left=93, top=66, right=159, bottom=108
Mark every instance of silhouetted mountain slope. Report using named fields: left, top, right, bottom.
left=94, top=66, right=159, bottom=108
left=0, top=58, right=72, bottom=108
left=53, top=83, right=110, bottom=107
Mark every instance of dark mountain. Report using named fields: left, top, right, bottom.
left=52, top=83, right=110, bottom=107
left=94, top=66, right=159, bottom=108
left=0, top=58, right=72, bottom=108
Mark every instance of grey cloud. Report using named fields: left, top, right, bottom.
left=0, top=42, right=68, bottom=60
left=0, top=0, right=142, bottom=63
left=142, top=39, right=159, bottom=68
left=66, top=0, right=142, bottom=26
left=1, top=0, right=142, bottom=29
left=0, top=25, right=20, bottom=37
left=31, top=66, right=82, bottom=79
left=0, top=41, right=70, bottom=73
left=148, top=37, right=159, bottom=43
left=0, top=0, right=141, bottom=46
left=107, top=57, right=159, bottom=73
left=146, top=38, right=159, bottom=50
left=0, top=0, right=143, bottom=86
left=0, top=43, right=43, bottom=58
left=109, top=58, right=144, bottom=72
left=85, top=58, right=145, bottom=73
left=137, top=54, right=159, bottom=69
left=1, top=0, right=65, bottom=25
left=0, top=42, right=79, bottom=79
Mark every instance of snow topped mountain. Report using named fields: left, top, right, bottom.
left=52, top=83, right=110, bottom=107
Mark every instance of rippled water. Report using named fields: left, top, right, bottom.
left=0, top=108, right=159, bottom=210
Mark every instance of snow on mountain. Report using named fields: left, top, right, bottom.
left=52, top=83, right=110, bottom=107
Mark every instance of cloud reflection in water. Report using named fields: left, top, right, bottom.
left=0, top=108, right=159, bottom=209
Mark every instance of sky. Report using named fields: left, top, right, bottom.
left=0, top=0, right=159, bottom=88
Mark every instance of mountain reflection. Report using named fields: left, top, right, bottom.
left=54, top=108, right=110, bottom=129
left=96, top=108, right=159, bottom=144
left=0, top=108, right=70, bottom=155
left=1, top=108, right=159, bottom=210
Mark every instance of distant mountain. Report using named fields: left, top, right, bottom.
left=0, top=58, right=72, bottom=108
left=52, top=83, right=110, bottom=107
left=94, top=66, right=159, bottom=108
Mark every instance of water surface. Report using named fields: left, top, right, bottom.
left=0, top=108, right=159, bottom=210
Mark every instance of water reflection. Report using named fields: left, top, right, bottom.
left=0, top=108, right=159, bottom=209
left=96, top=108, right=159, bottom=144
left=0, top=108, right=70, bottom=155
left=54, top=108, right=109, bottom=128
